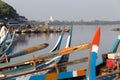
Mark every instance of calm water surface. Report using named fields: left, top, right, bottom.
left=11, top=25, right=120, bottom=71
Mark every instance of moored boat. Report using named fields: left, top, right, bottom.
left=7, top=27, right=118, bottom=80
left=96, top=34, right=120, bottom=80
left=0, top=27, right=90, bottom=79
left=0, top=43, right=49, bottom=63
left=0, top=25, right=15, bottom=59
left=0, top=43, right=90, bottom=78
left=2, top=26, right=119, bottom=80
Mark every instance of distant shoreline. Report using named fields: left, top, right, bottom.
left=28, top=20, right=120, bottom=26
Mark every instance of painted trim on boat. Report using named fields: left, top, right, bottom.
left=87, top=27, right=100, bottom=80
left=8, top=69, right=86, bottom=80
left=110, top=35, right=120, bottom=52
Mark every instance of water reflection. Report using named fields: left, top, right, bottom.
left=15, top=33, right=27, bottom=45
left=15, top=32, right=61, bottom=42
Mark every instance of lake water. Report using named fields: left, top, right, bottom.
left=11, top=25, right=120, bottom=71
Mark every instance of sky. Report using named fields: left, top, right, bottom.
left=3, top=0, right=120, bottom=21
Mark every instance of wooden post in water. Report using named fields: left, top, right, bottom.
left=32, top=55, right=36, bottom=70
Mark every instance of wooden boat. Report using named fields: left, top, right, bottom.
left=0, top=43, right=90, bottom=77
left=0, top=26, right=64, bottom=64
left=1, top=26, right=99, bottom=80
left=0, top=43, right=49, bottom=63
left=0, top=28, right=65, bottom=73
left=0, top=31, right=15, bottom=58
left=96, top=34, right=120, bottom=80
left=5, top=27, right=120, bottom=80
left=86, top=27, right=100, bottom=80
left=0, top=26, right=8, bottom=45
left=11, top=27, right=64, bottom=63
left=0, top=27, right=64, bottom=64
left=47, top=28, right=72, bottom=72
left=73, top=28, right=120, bottom=80
left=73, top=29, right=120, bottom=80
left=1, top=57, right=88, bottom=80
left=111, top=28, right=120, bottom=31
left=48, top=26, right=73, bottom=73
left=0, top=26, right=15, bottom=59
left=48, top=27, right=64, bottom=53
left=58, top=25, right=73, bottom=72
left=0, top=26, right=88, bottom=80
left=0, top=27, right=9, bottom=53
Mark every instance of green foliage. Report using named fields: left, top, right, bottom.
left=0, top=0, right=19, bottom=19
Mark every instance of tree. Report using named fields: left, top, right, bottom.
left=0, top=0, right=19, bottom=19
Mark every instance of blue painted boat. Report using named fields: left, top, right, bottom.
left=0, top=27, right=9, bottom=53
left=58, top=25, right=73, bottom=72
left=86, top=27, right=100, bottom=80
left=48, top=25, right=73, bottom=73
left=1, top=31, right=15, bottom=55
left=6, top=68, right=86, bottom=80
left=0, top=43, right=90, bottom=77
left=0, top=26, right=90, bottom=80
left=48, top=27, right=64, bottom=53
left=96, top=34, right=120, bottom=80
left=0, top=28, right=91, bottom=79
left=4, top=26, right=120, bottom=80
left=86, top=28, right=120, bottom=80
left=0, top=27, right=15, bottom=59
left=0, top=27, right=64, bottom=66
left=0, top=26, right=8, bottom=45
left=5, top=26, right=120, bottom=80
left=0, top=28, right=65, bottom=74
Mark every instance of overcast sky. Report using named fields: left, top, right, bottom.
left=3, top=0, right=120, bottom=21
